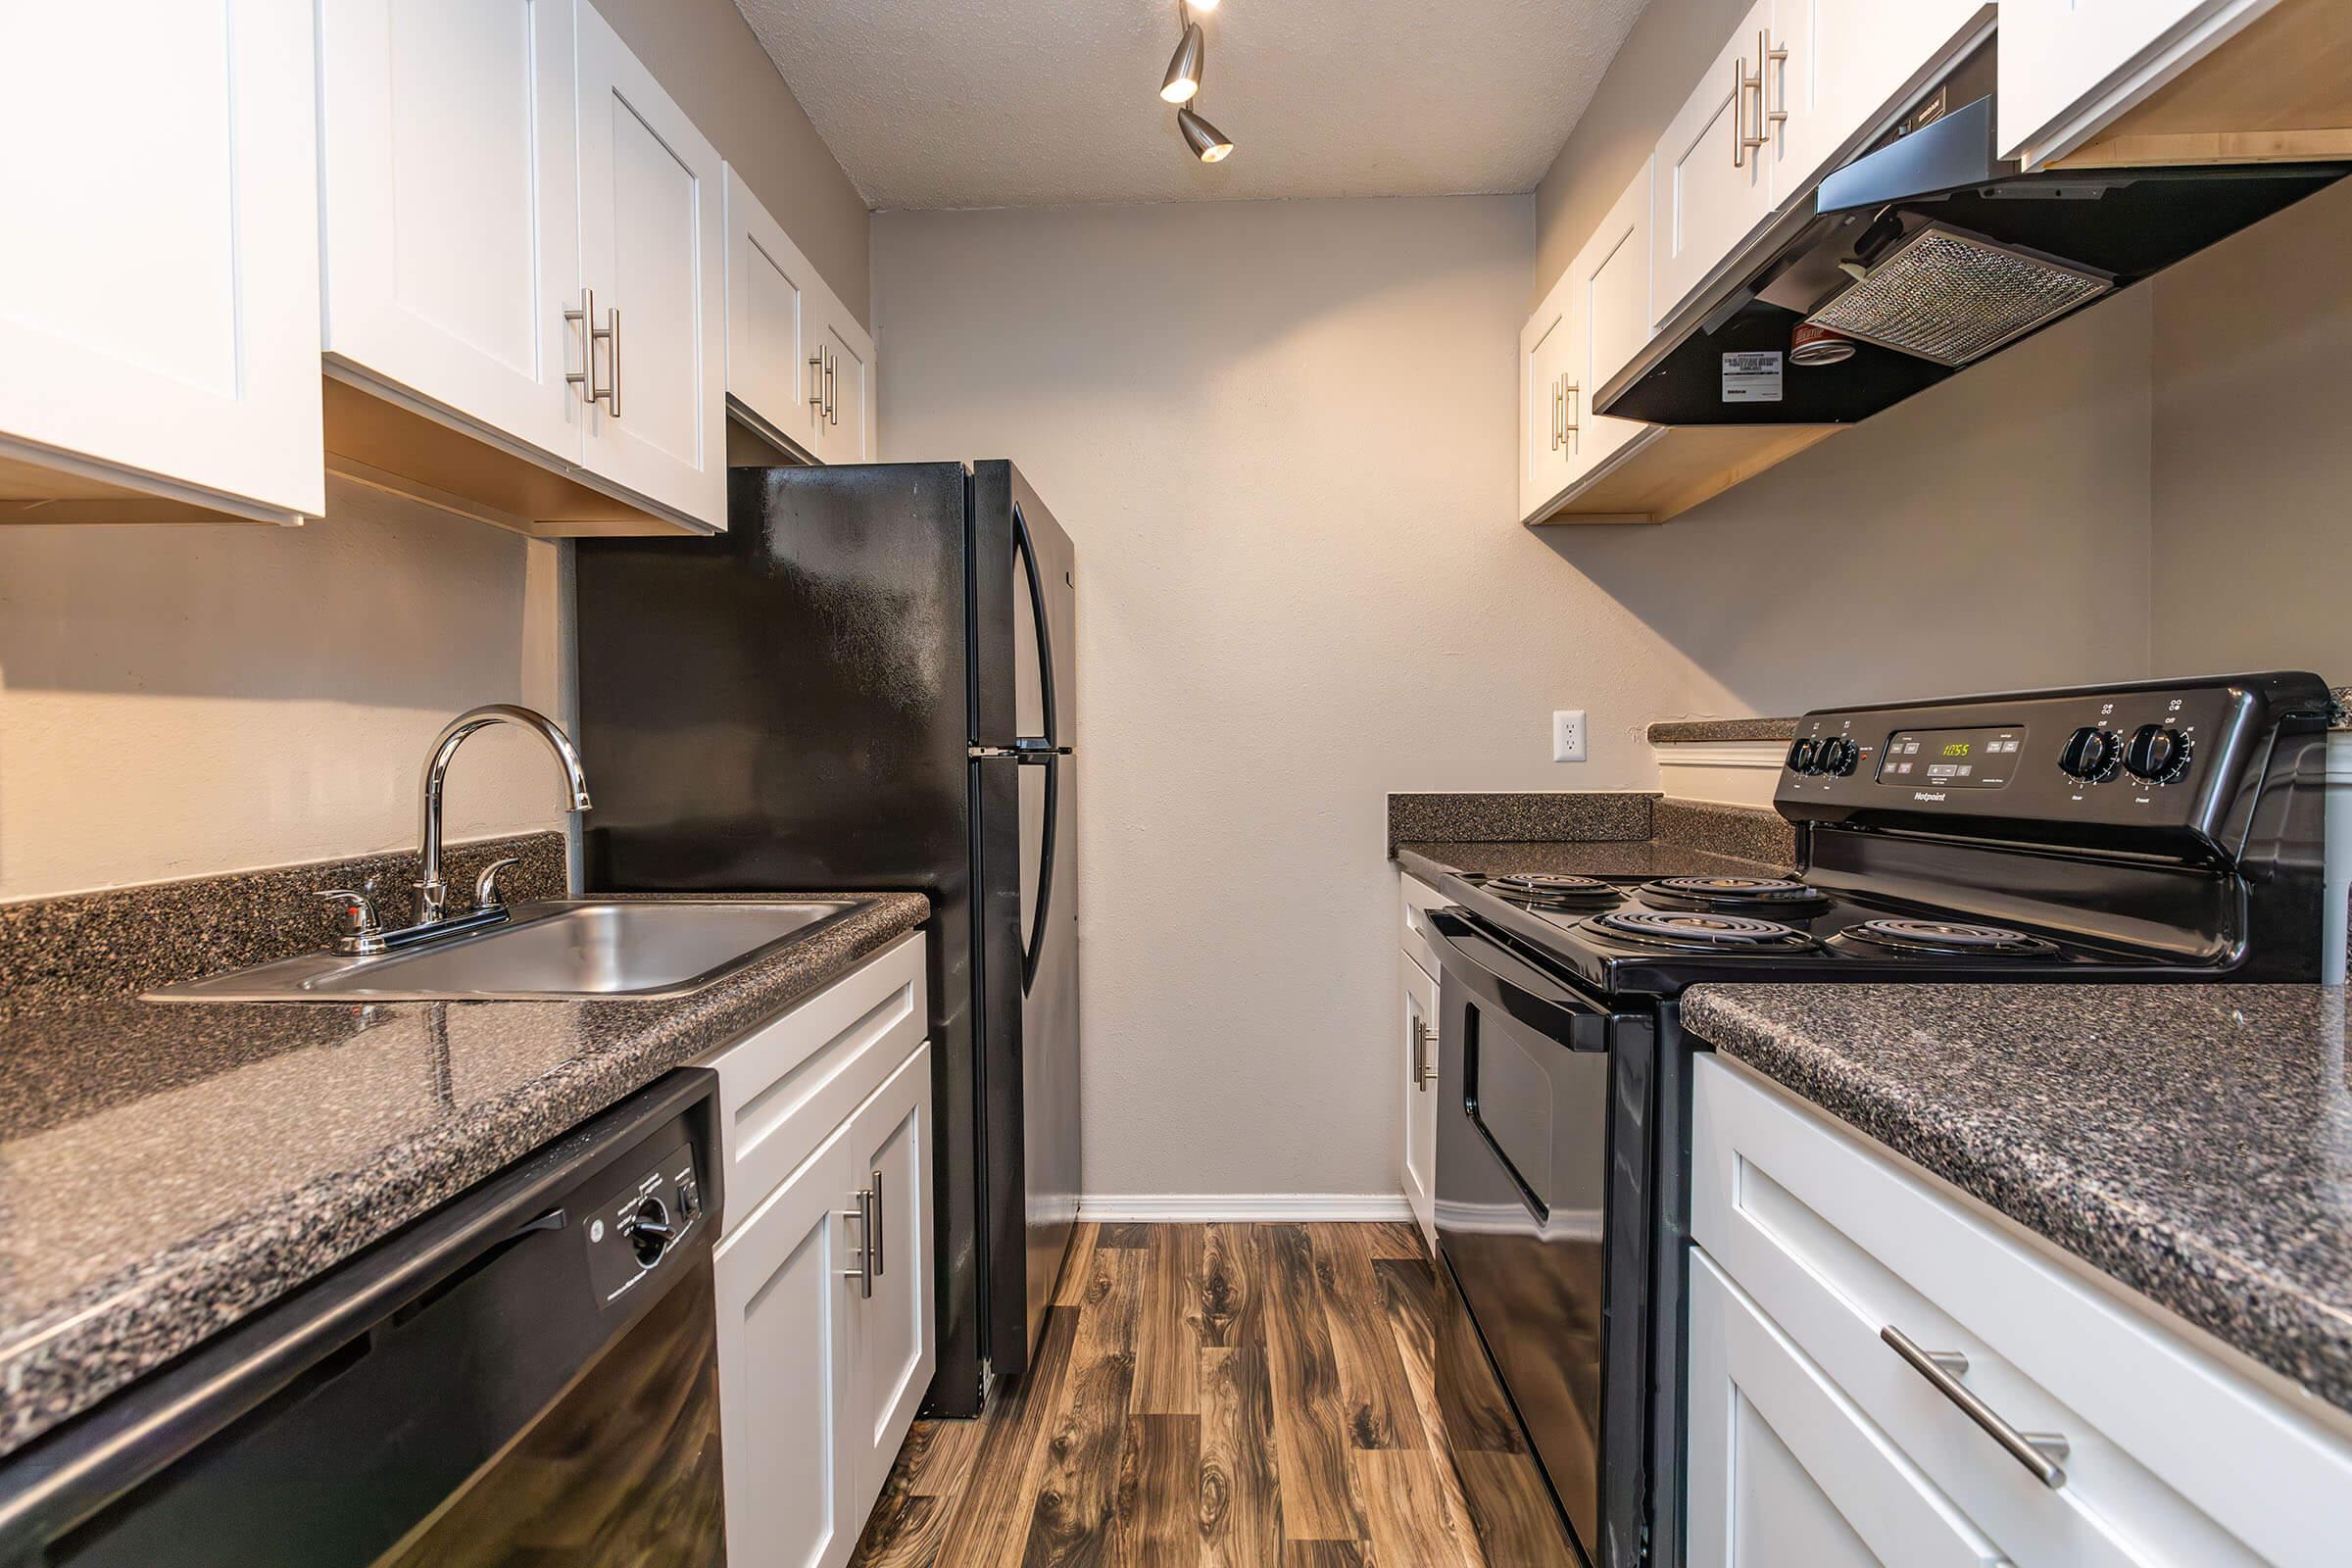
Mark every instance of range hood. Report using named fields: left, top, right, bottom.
left=1596, top=48, right=2350, bottom=429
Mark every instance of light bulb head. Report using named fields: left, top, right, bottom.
left=1178, top=106, right=1234, bottom=163
left=1160, top=23, right=1203, bottom=104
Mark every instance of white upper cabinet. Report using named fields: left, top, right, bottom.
left=317, top=0, right=585, bottom=466
left=1653, top=0, right=1777, bottom=327
left=813, top=308, right=875, bottom=465
left=1518, top=274, right=1577, bottom=521
left=1562, top=161, right=1661, bottom=487
left=1998, top=0, right=2276, bottom=169
left=573, top=0, right=727, bottom=526
left=0, top=0, right=323, bottom=523
left=1652, top=0, right=1990, bottom=327
left=1770, top=1, right=1993, bottom=195
left=316, top=0, right=725, bottom=532
left=723, top=166, right=819, bottom=455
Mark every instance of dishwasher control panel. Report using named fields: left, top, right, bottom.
left=583, top=1138, right=704, bottom=1304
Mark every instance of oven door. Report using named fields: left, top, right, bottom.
left=1428, top=908, right=1653, bottom=1568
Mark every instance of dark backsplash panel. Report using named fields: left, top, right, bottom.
left=0, top=832, right=565, bottom=999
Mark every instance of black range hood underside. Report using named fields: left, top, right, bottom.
left=1597, top=94, right=2350, bottom=428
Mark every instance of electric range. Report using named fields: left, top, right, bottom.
left=1419, top=673, right=2333, bottom=1568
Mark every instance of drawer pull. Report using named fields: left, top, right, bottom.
left=1883, top=1325, right=2070, bottom=1490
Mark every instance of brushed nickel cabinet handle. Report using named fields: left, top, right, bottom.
left=1734, top=55, right=1755, bottom=168
left=808, top=350, right=825, bottom=413
left=564, top=288, right=598, bottom=405
left=1411, top=1017, right=1437, bottom=1090
left=1760, top=29, right=1788, bottom=143
left=841, top=1187, right=874, bottom=1298
left=603, top=304, right=621, bottom=418
left=1882, top=1325, right=2069, bottom=1489
left=869, top=1169, right=885, bottom=1276
left=1563, top=381, right=1581, bottom=448
left=828, top=350, right=841, bottom=426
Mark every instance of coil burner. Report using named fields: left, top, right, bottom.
left=1480, top=873, right=1619, bottom=907
left=1588, top=908, right=1817, bottom=953
left=1638, top=876, right=1830, bottom=912
left=1834, top=918, right=2061, bottom=959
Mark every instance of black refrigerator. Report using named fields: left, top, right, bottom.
left=573, top=460, right=1078, bottom=1416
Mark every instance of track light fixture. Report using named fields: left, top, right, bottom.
left=1159, top=22, right=1203, bottom=104
left=1178, top=105, right=1234, bottom=163
left=1157, top=1, right=1234, bottom=163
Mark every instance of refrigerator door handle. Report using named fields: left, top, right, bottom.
left=1022, top=753, right=1058, bottom=993
left=1013, top=503, right=1058, bottom=749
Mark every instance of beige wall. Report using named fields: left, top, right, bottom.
left=590, top=0, right=872, bottom=325
left=0, top=486, right=568, bottom=901
left=2149, top=177, right=2352, bottom=680
left=870, top=194, right=2150, bottom=1200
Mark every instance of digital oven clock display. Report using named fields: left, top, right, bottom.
left=1875, top=726, right=2026, bottom=789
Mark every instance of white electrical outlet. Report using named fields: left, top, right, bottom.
left=1553, top=710, right=1588, bottom=763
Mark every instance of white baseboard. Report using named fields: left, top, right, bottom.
left=1078, top=1193, right=1415, bottom=1223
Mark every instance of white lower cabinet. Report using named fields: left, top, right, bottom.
left=1399, top=948, right=1438, bottom=1248
left=707, top=932, right=934, bottom=1568
left=715, top=1111, right=862, bottom=1568
left=1689, top=1055, right=2352, bottom=1567
left=1396, top=875, right=1448, bottom=1248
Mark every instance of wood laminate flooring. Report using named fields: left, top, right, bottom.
left=850, top=1222, right=1579, bottom=1568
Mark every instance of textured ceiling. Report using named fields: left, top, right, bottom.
left=733, top=0, right=1650, bottom=210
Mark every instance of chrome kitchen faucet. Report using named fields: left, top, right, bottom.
left=315, top=705, right=593, bottom=956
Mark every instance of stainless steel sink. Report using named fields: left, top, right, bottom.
left=145, top=899, right=864, bottom=1003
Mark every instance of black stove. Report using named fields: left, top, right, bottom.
left=1423, top=674, right=2334, bottom=1568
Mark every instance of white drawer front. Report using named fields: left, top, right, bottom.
left=709, top=931, right=927, bottom=1230
left=1693, top=1056, right=2352, bottom=1568
left=1690, top=1250, right=2008, bottom=1568
left=1398, top=873, right=1448, bottom=984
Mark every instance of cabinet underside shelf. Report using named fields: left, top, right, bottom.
left=1530, top=423, right=1843, bottom=527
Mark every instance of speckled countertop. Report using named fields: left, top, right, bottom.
left=0, top=889, right=929, bottom=1460
left=1684, top=983, right=2352, bottom=1414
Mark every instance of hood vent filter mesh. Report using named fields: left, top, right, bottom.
left=1806, top=225, right=2114, bottom=368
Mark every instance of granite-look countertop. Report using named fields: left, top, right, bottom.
left=1647, top=717, right=1799, bottom=744
left=0, top=890, right=929, bottom=1460
left=1683, top=983, right=2352, bottom=1414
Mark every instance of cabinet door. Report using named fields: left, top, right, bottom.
left=1400, top=951, right=1438, bottom=1249
left=1768, top=2, right=1991, bottom=197
left=1688, top=1252, right=2010, bottom=1568
left=714, top=1124, right=859, bottom=1568
left=811, top=297, right=875, bottom=465
left=723, top=164, right=824, bottom=458
left=317, top=0, right=584, bottom=466
left=1997, top=0, right=2230, bottom=166
left=574, top=0, right=726, bottom=527
left=1651, top=0, right=1777, bottom=327
left=1563, top=161, right=1658, bottom=487
left=1518, top=285, right=1575, bottom=521
left=0, top=0, right=322, bottom=522
left=845, top=1042, right=937, bottom=1511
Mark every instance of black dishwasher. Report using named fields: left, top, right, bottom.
left=0, top=1069, right=727, bottom=1568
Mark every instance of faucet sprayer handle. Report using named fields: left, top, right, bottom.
left=315, top=885, right=385, bottom=954
left=473, top=857, right=523, bottom=912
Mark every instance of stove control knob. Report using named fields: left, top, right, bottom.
left=2059, top=725, right=2122, bottom=782
left=2125, top=724, right=2191, bottom=783
left=1817, top=737, right=1859, bottom=776
left=622, top=1197, right=675, bottom=1268
left=1786, top=738, right=1818, bottom=774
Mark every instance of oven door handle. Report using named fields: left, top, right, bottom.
left=1427, top=907, right=1613, bottom=1050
